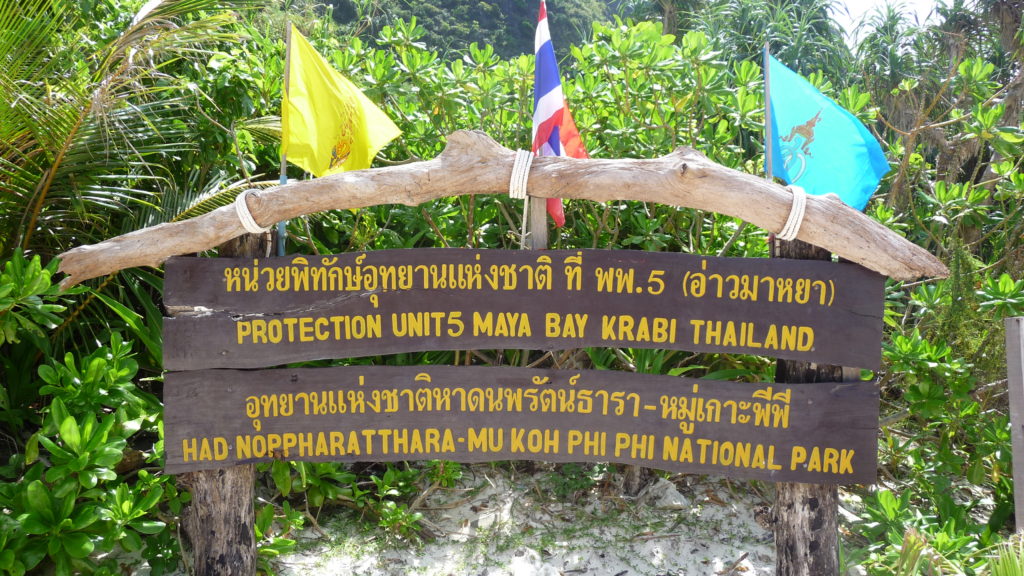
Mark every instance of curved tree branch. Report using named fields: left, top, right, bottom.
left=57, top=130, right=948, bottom=288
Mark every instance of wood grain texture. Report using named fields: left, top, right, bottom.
left=773, top=239, right=843, bottom=576
left=178, top=465, right=256, bottom=576
left=57, top=130, right=947, bottom=287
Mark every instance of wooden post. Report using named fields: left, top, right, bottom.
left=526, top=194, right=648, bottom=494
left=1005, top=317, right=1024, bottom=532
left=525, top=197, right=548, bottom=250
left=773, top=239, right=841, bottom=576
left=176, top=233, right=266, bottom=576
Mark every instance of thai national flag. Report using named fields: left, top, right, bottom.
left=532, top=0, right=588, bottom=228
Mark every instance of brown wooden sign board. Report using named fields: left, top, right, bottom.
left=164, top=365, right=878, bottom=484
left=164, top=249, right=884, bottom=370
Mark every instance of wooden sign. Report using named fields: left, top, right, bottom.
left=164, top=365, right=878, bottom=483
left=164, top=249, right=884, bottom=370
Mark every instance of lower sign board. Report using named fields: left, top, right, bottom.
left=164, top=365, right=879, bottom=484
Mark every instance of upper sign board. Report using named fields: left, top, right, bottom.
left=164, top=249, right=884, bottom=370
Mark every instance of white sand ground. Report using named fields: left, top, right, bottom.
left=271, top=466, right=776, bottom=576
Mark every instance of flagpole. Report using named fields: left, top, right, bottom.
left=277, top=23, right=293, bottom=257
left=758, top=42, right=776, bottom=256
left=764, top=42, right=773, bottom=181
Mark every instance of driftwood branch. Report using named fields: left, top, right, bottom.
left=57, top=130, right=947, bottom=287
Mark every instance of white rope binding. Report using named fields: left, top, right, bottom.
left=509, top=150, right=534, bottom=248
left=509, top=149, right=533, bottom=200
left=234, top=189, right=270, bottom=234
left=777, top=185, right=807, bottom=241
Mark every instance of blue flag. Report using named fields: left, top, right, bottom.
left=765, top=53, right=889, bottom=211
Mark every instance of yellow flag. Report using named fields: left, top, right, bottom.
left=282, top=25, right=400, bottom=176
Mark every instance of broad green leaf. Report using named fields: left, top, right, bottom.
left=49, top=398, right=71, bottom=434
left=271, top=460, right=292, bottom=497
left=20, top=513, right=50, bottom=535
left=997, top=129, right=1024, bottom=143
left=24, top=432, right=39, bottom=464
left=69, top=453, right=89, bottom=473
left=137, top=486, right=165, bottom=512
left=78, top=470, right=98, bottom=489
left=61, top=532, right=94, bottom=558
left=0, top=549, right=11, bottom=569
left=20, top=537, right=49, bottom=571
left=70, top=504, right=99, bottom=530
left=122, top=529, right=143, bottom=552
left=24, top=481, right=55, bottom=524
left=37, top=364, right=59, bottom=385
left=129, top=519, right=167, bottom=535
left=91, top=292, right=162, bottom=362
left=58, top=417, right=82, bottom=454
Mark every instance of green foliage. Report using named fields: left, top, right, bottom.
left=0, top=248, right=176, bottom=575
left=0, top=250, right=84, bottom=430
left=2, top=0, right=1024, bottom=573
left=369, top=464, right=424, bottom=536
left=254, top=500, right=300, bottom=571
left=259, top=459, right=463, bottom=545
left=0, top=251, right=68, bottom=347
left=19, top=478, right=99, bottom=574
left=423, top=459, right=463, bottom=488
left=12, top=350, right=176, bottom=575
left=871, top=321, right=1015, bottom=573
left=977, top=273, right=1024, bottom=319
left=884, top=329, right=973, bottom=417
left=35, top=398, right=126, bottom=491
left=545, top=462, right=608, bottom=500
left=989, top=536, right=1024, bottom=576
left=37, top=334, right=157, bottom=424
left=0, top=0, right=260, bottom=259
left=335, top=0, right=610, bottom=59
left=97, top=479, right=168, bottom=552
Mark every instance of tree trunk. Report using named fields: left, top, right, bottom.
left=176, top=233, right=266, bottom=576
left=773, top=239, right=841, bottom=576
left=775, top=482, right=839, bottom=576
left=179, top=466, right=257, bottom=576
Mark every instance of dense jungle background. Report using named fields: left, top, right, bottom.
left=2, top=0, right=1024, bottom=573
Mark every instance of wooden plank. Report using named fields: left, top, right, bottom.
left=56, top=131, right=949, bottom=287
left=1006, top=317, right=1024, bottom=531
left=163, top=249, right=884, bottom=371
left=163, top=365, right=879, bottom=484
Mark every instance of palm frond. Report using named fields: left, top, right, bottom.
left=169, top=176, right=279, bottom=224
left=0, top=0, right=258, bottom=260
left=240, top=115, right=283, bottom=146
